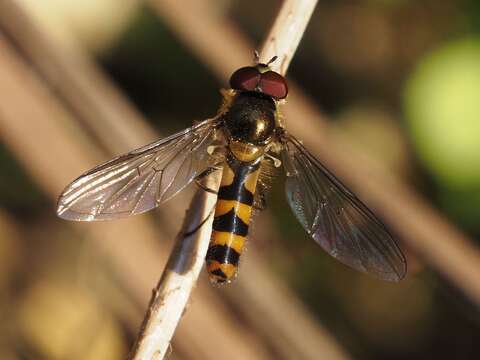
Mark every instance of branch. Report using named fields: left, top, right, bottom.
left=129, top=1, right=319, bottom=359
left=259, top=0, right=317, bottom=75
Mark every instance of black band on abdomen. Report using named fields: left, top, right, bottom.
left=212, top=208, right=249, bottom=237
left=206, top=244, right=240, bottom=265
left=218, top=185, right=254, bottom=205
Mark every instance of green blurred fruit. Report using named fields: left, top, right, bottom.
left=404, top=37, right=480, bottom=189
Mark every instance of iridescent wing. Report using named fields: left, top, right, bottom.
left=57, top=118, right=223, bottom=221
left=281, top=134, right=407, bottom=281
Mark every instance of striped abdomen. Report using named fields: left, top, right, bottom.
left=206, top=155, right=261, bottom=284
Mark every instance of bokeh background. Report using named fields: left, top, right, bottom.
left=1, top=0, right=480, bottom=359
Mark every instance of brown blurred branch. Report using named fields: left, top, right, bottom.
left=149, top=0, right=480, bottom=306
left=0, top=0, right=154, bottom=153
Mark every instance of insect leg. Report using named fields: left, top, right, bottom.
left=195, top=165, right=223, bottom=194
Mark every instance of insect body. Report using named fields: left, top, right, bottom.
left=57, top=57, right=407, bottom=284
left=206, top=82, right=280, bottom=283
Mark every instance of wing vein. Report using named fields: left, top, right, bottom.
left=282, top=134, right=406, bottom=281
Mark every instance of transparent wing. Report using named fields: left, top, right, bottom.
left=57, top=118, right=222, bottom=221
left=252, top=158, right=278, bottom=212
left=282, top=135, right=407, bottom=281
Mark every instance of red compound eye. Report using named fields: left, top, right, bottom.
left=258, top=71, right=288, bottom=99
left=229, top=67, right=261, bottom=92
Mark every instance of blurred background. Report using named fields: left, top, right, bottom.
left=1, top=0, right=480, bottom=359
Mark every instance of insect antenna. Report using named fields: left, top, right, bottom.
left=266, top=55, right=278, bottom=66
left=253, top=51, right=278, bottom=67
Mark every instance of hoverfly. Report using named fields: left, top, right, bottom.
left=57, top=56, right=407, bottom=284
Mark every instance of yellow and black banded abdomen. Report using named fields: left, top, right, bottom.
left=206, top=155, right=261, bottom=284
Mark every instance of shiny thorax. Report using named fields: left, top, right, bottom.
left=223, top=92, right=276, bottom=147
